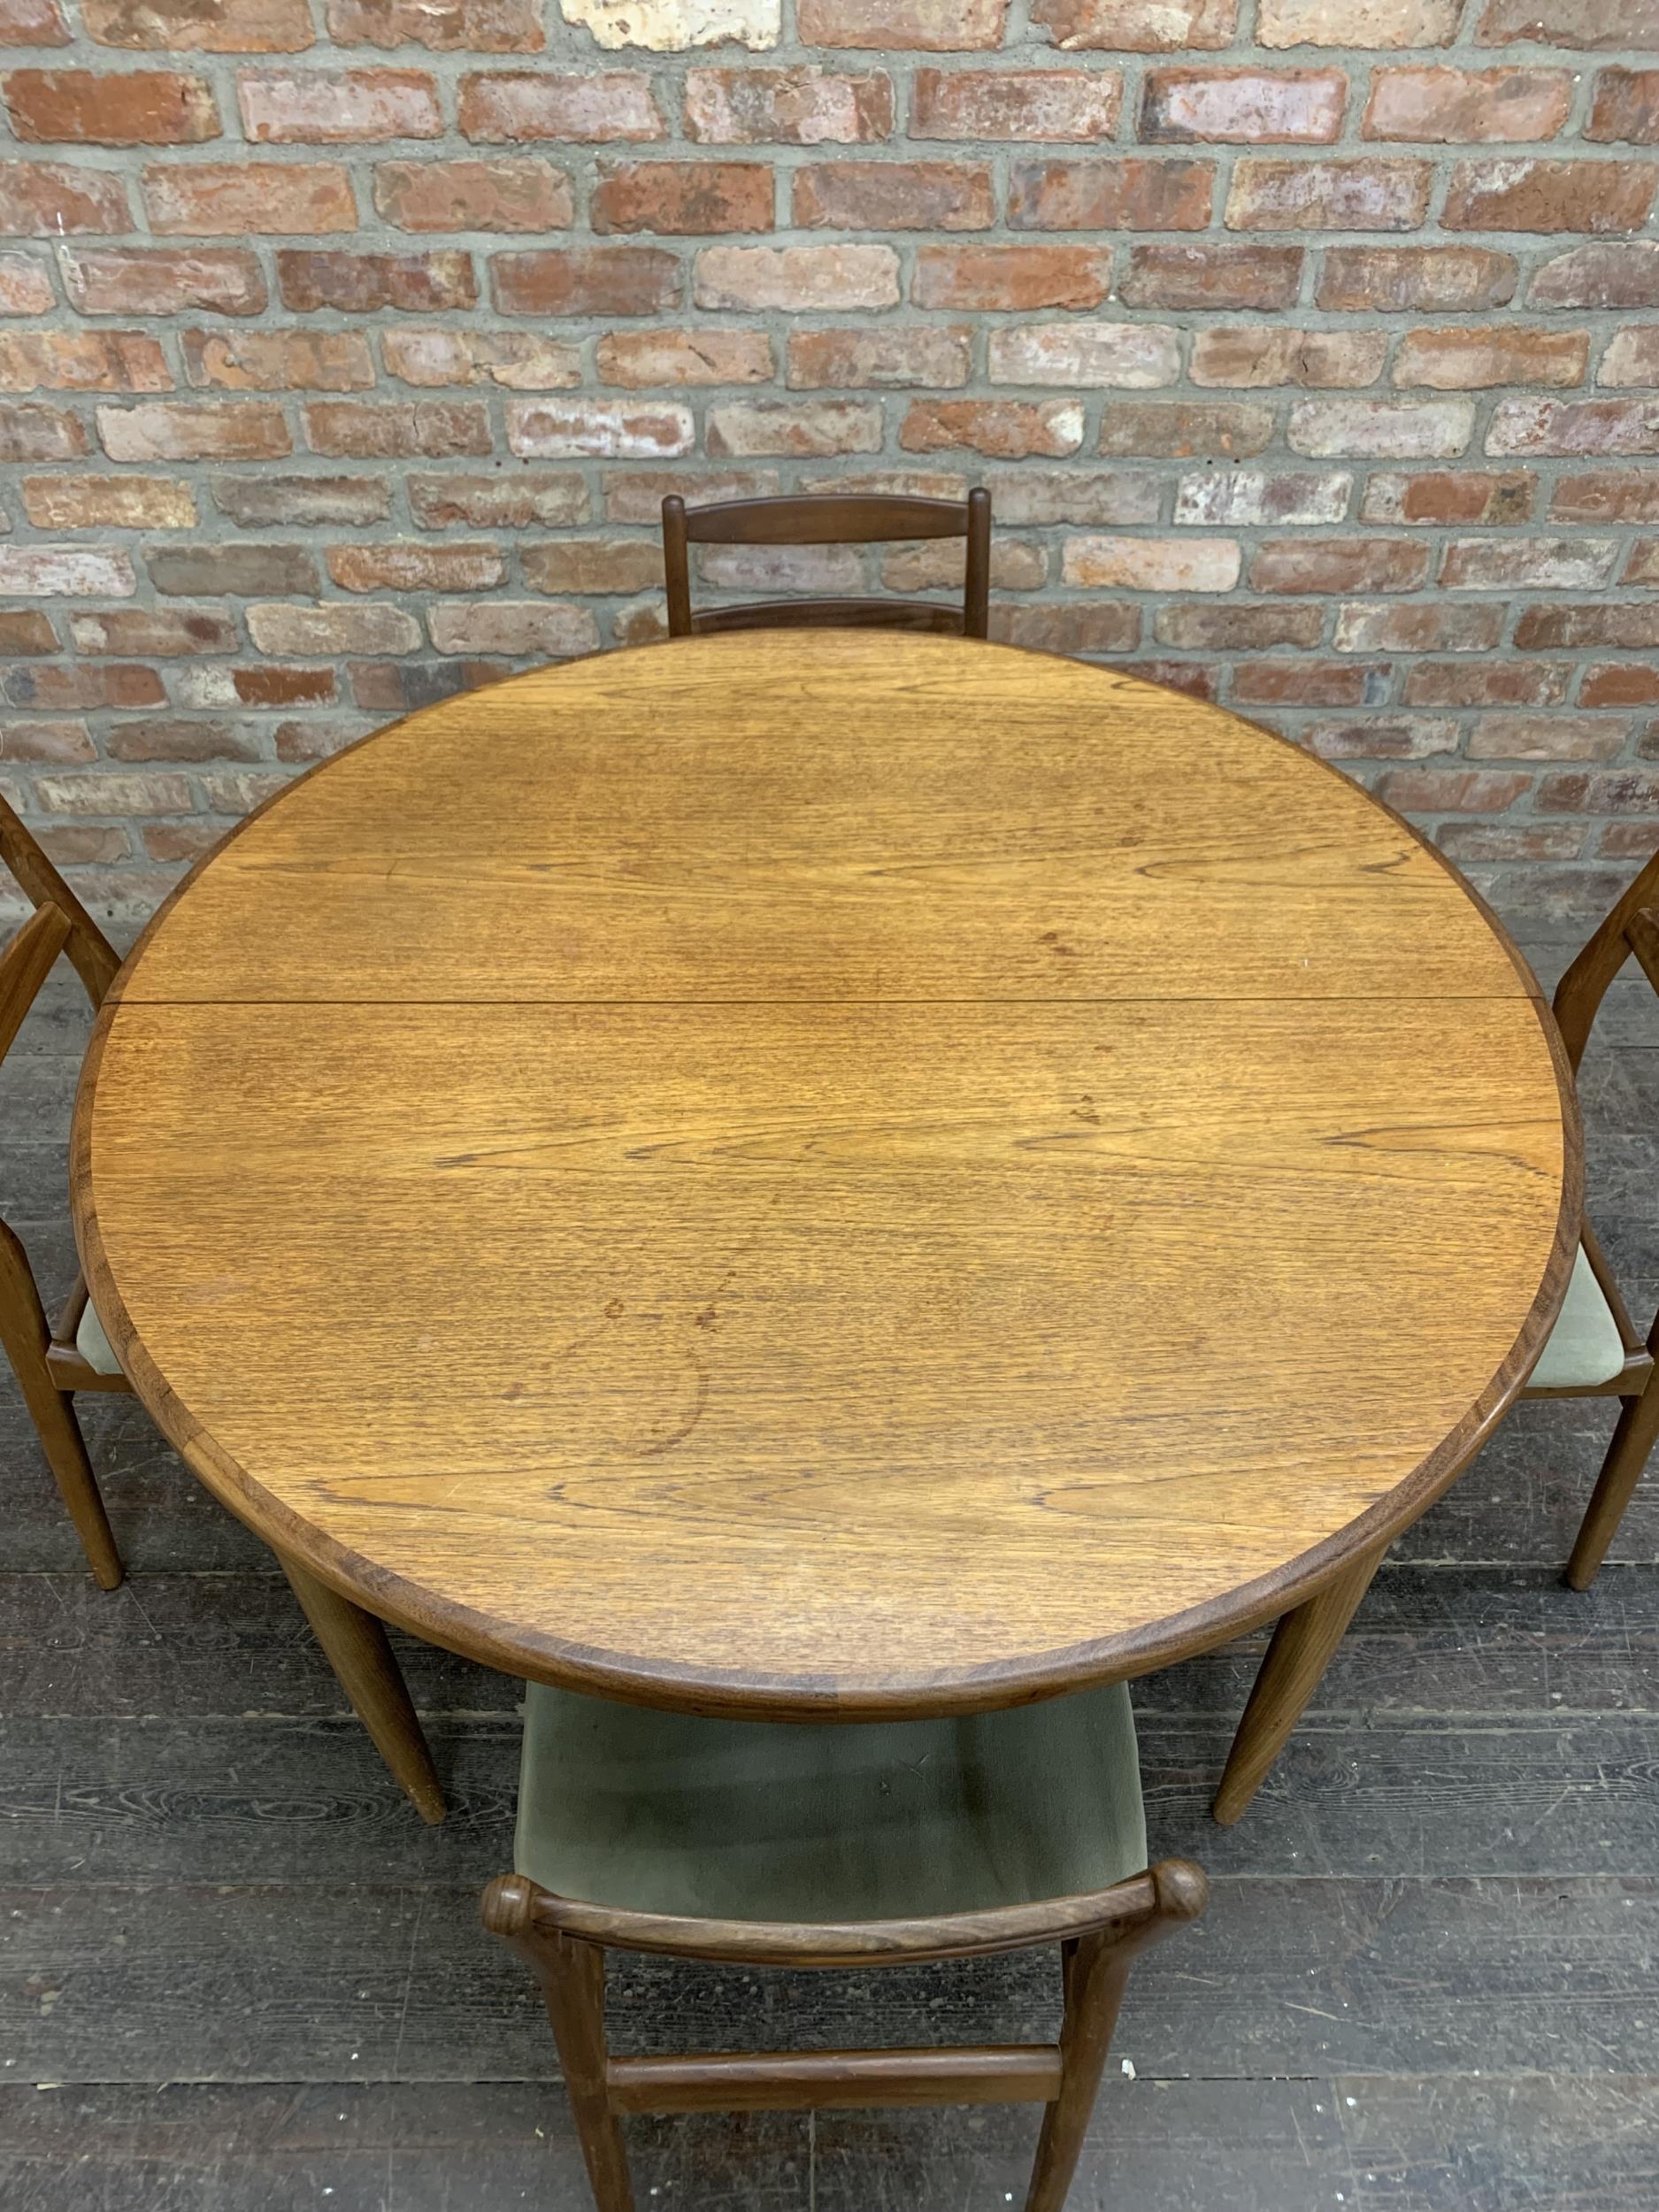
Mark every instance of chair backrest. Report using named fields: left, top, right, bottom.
left=0, top=793, right=120, bottom=1012
left=1552, top=846, right=1659, bottom=1076
left=662, top=489, right=992, bottom=641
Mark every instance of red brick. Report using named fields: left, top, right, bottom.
left=1550, top=471, right=1659, bottom=520
left=995, top=602, right=1142, bottom=654
left=902, top=398, right=1084, bottom=458
left=882, top=539, right=1045, bottom=591
left=39, top=826, right=133, bottom=865
left=1227, top=158, right=1432, bottom=231
left=507, top=397, right=694, bottom=458
left=1363, top=66, right=1571, bottom=142
left=238, top=68, right=441, bottom=142
left=61, top=245, right=265, bottom=316
left=1363, top=469, right=1533, bottom=522
left=1007, top=157, right=1211, bottom=231
left=0, top=329, right=168, bottom=391
left=249, top=601, right=421, bottom=655
left=1118, top=242, right=1302, bottom=310
left=1115, top=661, right=1219, bottom=700
left=592, top=162, right=772, bottom=236
left=1599, top=329, right=1659, bottom=385
left=800, top=466, right=969, bottom=499
left=492, top=246, right=680, bottom=316
left=35, top=769, right=191, bottom=812
left=1289, top=397, right=1474, bottom=457
left=697, top=543, right=864, bottom=597
left=1333, top=602, right=1502, bottom=651
left=144, top=161, right=356, bottom=234
left=381, top=329, right=579, bottom=388
left=685, top=66, right=892, bottom=144
left=277, top=248, right=475, bottom=312
left=1582, top=664, right=1659, bottom=705
left=1380, top=768, right=1530, bottom=811
left=107, top=716, right=262, bottom=762
left=1624, top=539, right=1659, bottom=584
left=1530, top=242, right=1659, bottom=308
left=1477, top=0, right=1659, bottom=46
left=3, top=66, right=220, bottom=142
left=328, top=541, right=503, bottom=593
left=22, top=474, right=194, bottom=527
left=1446, top=159, right=1655, bottom=234
left=426, top=601, right=595, bottom=656
left=146, top=544, right=317, bottom=595
left=70, top=607, right=236, bottom=653
left=988, top=468, right=1159, bottom=524
left=0, top=398, right=84, bottom=457
left=1155, top=605, right=1318, bottom=650
left=1173, top=468, right=1349, bottom=524
left=1404, top=660, right=1569, bottom=704
left=911, top=68, right=1122, bottom=142
left=303, top=399, right=492, bottom=457
left=1141, top=67, right=1345, bottom=143
left=1396, top=326, right=1587, bottom=388
left=1318, top=244, right=1516, bottom=310
left=327, top=0, right=543, bottom=50
left=913, top=243, right=1110, bottom=311
left=97, top=400, right=289, bottom=460
left=0, top=610, right=54, bottom=651
left=1599, top=822, right=1659, bottom=855
left=1033, top=0, right=1236, bottom=49
left=1441, top=535, right=1618, bottom=588
left=709, top=398, right=884, bottom=457
left=795, top=160, right=993, bottom=230
left=988, top=321, right=1178, bottom=387
left=0, top=0, right=69, bottom=42
left=1099, top=400, right=1274, bottom=456
left=176, top=664, right=335, bottom=710
left=0, top=250, right=50, bottom=310
left=1233, top=663, right=1374, bottom=708
left=1438, top=823, right=1585, bottom=861
left=0, top=545, right=134, bottom=595
left=4, top=662, right=164, bottom=708
left=1466, top=719, right=1627, bottom=762
left=408, top=473, right=590, bottom=528
left=85, top=0, right=314, bottom=46
left=603, top=468, right=780, bottom=523
left=796, top=0, right=1007, bottom=42
left=1249, top=537, right=1426, bottom=593
left=212, top=474, right=393, bottom=526
left=1539, top=773, right=1659, bottom=821
left=1260, top=0, right=1457, bottom=38
left=1587, top=69, right=1659, bottom=142
left=274, top=715, right=365, bottom=762
left=373, top=158, right=571, bottom=232
left=598, top=326, right=772, bottom=387
left=1517, top=603, right=1659, bottom=649
left=695, top=243, right=897, bottom=311
left=0, top=159, right=127, bottom=233
left=1488, top=396, right=1659, bottom=456
left=1191, top=327, right=1385, bottom=388
left=788, top=326, right=969, bottom=388
left=183, top=328, right=374, bottom=391
left=0, top=718, right=91, bottom=760
left=458, top=71, right=664, bottom=142
left=1064, top=534, right=1240, bottom=591
left=521, top=540, right=663, bottom=595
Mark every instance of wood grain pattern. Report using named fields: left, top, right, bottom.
left=73, top=633, right=1576, bottom=1720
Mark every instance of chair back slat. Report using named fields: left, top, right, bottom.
left=0, top=795, right=120, bottom=1010
left=663, top=489, right=992, bottom=641
left=0, top=902, right=73, bottom=1069
left=1553, top=848, right=1659, bottom=1073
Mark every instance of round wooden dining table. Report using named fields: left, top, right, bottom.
left=72, top=631, right=1578, bottom=1828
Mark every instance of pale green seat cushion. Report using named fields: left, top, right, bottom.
left=74, top=1298, right=122, bottom=1379
left=514, top=1679, right=1146, bottom=1924
left=1530, top=1245, right=1626, bottom=1391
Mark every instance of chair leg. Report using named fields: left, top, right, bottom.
left=277, top=1552, right=446, bottom=1824
left=1022, top=1932, right=1130, bottom=2212
left=0, top=1226, right=121, bottom=1589
left=1567, top=1373, right=1659, bottom=1590
left=538, top=1932, right=634, bottom=2212
left=1212, top=1542, right=1386, bottom=1826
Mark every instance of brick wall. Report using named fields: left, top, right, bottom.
left=4, top=0, right=1659, bottom=926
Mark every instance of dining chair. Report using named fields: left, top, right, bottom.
left=1524, top=844, right=1659, bottom=1587
left=661, top=488, right=992, bottom=639
left=0, top=797, right=126, bottom=1589
left=484, top=1679, right=1206, bottom=2212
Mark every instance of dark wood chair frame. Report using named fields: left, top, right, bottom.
left=0, top=795, right=447, bottom=1822
left=484, top=1856, right=1207, bottom=2212
left=662, top=489, right=992, bottom=640
left=1524, top=847, right=1659, bottom=1587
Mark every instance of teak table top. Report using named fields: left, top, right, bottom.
left=73, top=632, right=1578, bottom=1719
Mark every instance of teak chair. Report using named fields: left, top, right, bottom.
left=1521, top=845, right=1659, bottom=1586
left=661, top=488, right=992, bottom=639
left=484, top=1680, right=1206, bottom=2212
left=0, top=797, right=127, bottom=1589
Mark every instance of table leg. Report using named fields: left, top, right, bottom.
left=279, top=1552, right=446, bottom=1825
left=1211, top=1543, right=1386, bottom=1827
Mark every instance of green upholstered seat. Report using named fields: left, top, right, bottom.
left=514, top=1679, right=1147, bottom=1924
left=74, top=1298, right=122, bottom=1379
left=1530, top=1245, right=1627, bottom=1391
